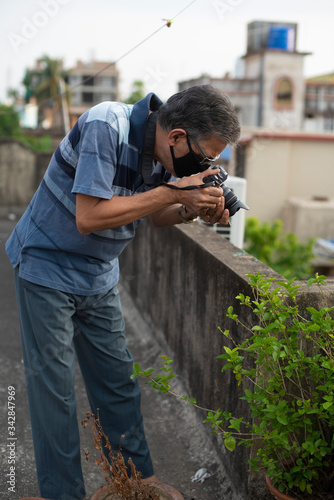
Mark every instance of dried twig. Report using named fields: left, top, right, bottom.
left=82, top=411, right=160, bottom=499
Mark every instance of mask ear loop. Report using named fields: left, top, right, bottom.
left=186, top=135, right=203, bottom=165
left=169, top=134, right=200, bottom=163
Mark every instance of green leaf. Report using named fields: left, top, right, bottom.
left=277, top=414, right=288, bottom=425
left=224, top=436, right=236, bottom=451
left=133, top=362, right=140, bottom=373
left=306, top=484, right=313, bottom=494
left=228, top=417, right=243, bottom=432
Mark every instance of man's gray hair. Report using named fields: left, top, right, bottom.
left=157, top=85, right=241, bottom=146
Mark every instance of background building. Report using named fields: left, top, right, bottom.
left=304, top=73, right=334, bottom=132
left=235, top=129, right=334, bottom=237
left=179, top=20, right=334, bottom=264
left=67, top=60, right=120, bottom=127
left=179, top=20, right=334, bottom=133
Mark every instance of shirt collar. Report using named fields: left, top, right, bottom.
left=129, top=92, right=163, bottom=149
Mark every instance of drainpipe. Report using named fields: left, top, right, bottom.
left=257, top=53, right=264, bottom=127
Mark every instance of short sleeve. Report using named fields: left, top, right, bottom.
left=72, top=119, right=119, bottom=199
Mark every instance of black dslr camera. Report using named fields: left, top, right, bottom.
left=202, top=167, right=249, bottom=217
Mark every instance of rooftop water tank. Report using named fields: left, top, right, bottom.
left=267, top=26, right=295, bottom=51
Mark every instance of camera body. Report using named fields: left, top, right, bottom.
left=202, top=166, right=249, bottom=217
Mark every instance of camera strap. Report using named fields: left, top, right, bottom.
left=160, top=180, right=215, bottom=190
left=142, top=112, right=167, bottom=186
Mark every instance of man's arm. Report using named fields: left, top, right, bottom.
left=76, top=168, right=225, bottom=234
left=149, top=198, right=230, bottom=227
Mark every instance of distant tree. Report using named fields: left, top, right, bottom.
left=7, top=88, right=20, bottom=101
left=124, top=80, right=146, bottom=104
left=22, top=55, right=70, bottom=128
left=22, top=55, right=68, bottom=103
left=0, top=105, right=20, bottom=136
left=34, top=56, right=66, bottom=102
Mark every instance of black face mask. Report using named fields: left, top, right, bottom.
left=170, top=135, right=207, bottom=178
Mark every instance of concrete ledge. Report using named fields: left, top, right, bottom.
left=119, top=219, right=334, bottom=498
left=0, top=139, right=52, bottom=207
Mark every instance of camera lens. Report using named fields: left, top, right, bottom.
left=222, top=185, right=249, bottom=217
left=202, top=166, right=249, bottom=217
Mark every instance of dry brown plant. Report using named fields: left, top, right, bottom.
left=82, top=411, right=160, bottom=500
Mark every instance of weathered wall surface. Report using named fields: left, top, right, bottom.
left=119, top=219, right=334, bottom=499
left=0, top=138, right=52, bottom=207
left=0, top=139, right=36, bottom=205
left=241, top=132, right=334, bottom=225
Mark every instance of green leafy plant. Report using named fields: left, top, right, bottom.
left=0, top=104, right=53, bottom=152
left=132, top=273, right=334, bottom=499
left=0, top=104, right=21, bottom=136
left=17, top=133, right=53, bottom=152
left=124, top=80, right=146, bottom=105
left=244, top=217, right=315, bottom=280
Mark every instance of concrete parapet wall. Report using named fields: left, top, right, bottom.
left=0, top=138, right=36, bottom=205
left=0, top=138, right=52, bottom=206
left=119, top=219, right=334, bottom=498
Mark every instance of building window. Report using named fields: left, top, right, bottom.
left=98, top=93, right=117, bottom=102
left=83, top=75, right=95, bottom=86
left=96, top=76, right=117, bottom=88
left=82, top=92, right=94, bottom=103
left=305, top=98, right=318, bottom=111
left=324, top=116, right=334, bottom=131
left=274, top=77, right=293, bottom=108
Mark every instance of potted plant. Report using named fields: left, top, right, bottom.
left=82, top=411, right=184, bottom=500
left=132, top=273, right=334, bottom=499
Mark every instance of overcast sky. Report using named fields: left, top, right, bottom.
left=1, top=0, right=334, bottom=103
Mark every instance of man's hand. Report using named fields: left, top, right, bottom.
left=171, top=167, right=224, bottom=212
left=171, top=167, right=221, bottom=190
left=171, top=167, right=230, bottom=226
left=184, top=198, right=230, bottom=226
left=199, top=200, right=230, bottom=226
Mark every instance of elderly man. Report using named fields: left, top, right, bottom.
left=6, top=85, right=240, bottom=499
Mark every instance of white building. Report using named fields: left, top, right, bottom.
left=67, top=60, right=120, bottom=127
left=304, top=74, right=334, bottom=132
left=179, top=21, right=334, bottom=133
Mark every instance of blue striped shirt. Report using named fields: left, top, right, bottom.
left=6, top=93, right=170, bottom=295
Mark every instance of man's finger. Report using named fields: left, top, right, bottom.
left=199, top=167, right=220, bottom=178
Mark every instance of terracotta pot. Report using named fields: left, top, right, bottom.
left=266, top=475, right=297, bottom=500
left=91, top=482, right=184, bottom=500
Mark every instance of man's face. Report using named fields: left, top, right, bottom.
left=188, top=135, right=227, bottom=165
left=168, top=131, right=227, bottom=178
